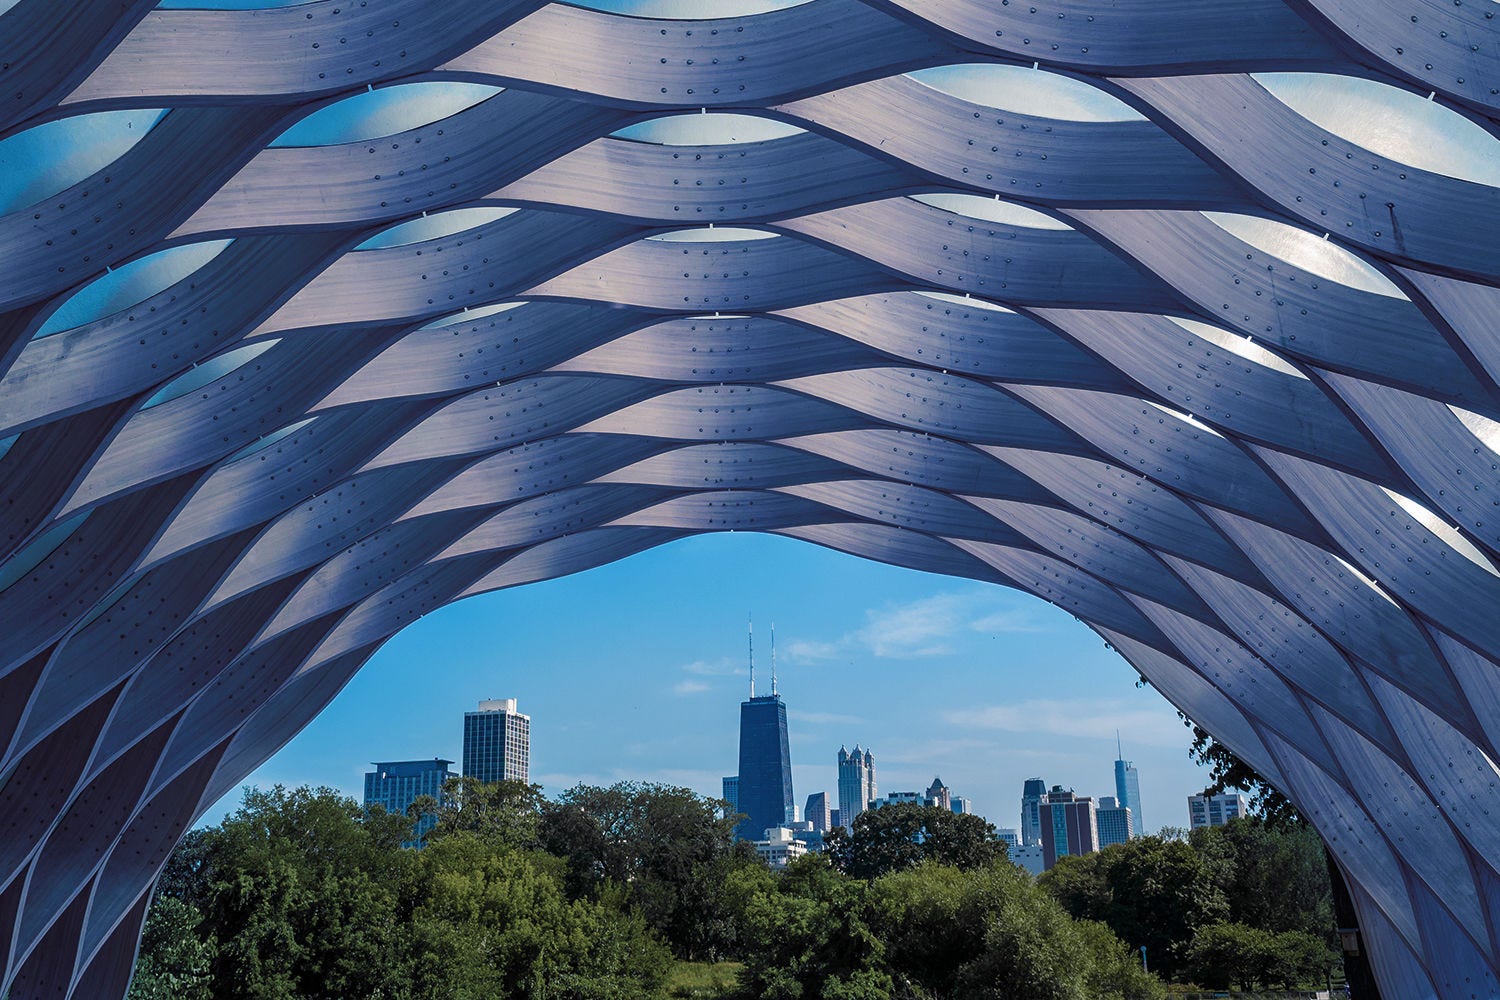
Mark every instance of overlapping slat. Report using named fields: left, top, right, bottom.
left=1, top=2, right=1498, bottom=997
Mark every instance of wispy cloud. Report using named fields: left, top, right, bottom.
left=669, top=656, right=744, bottom=696
left=680, top=657, right=744, bottom=677
left=783, top=591, right=1046, bottom=663
left=944, top=698, right=1181, bottom=748
left=783, top=638, right=844, bottom=661
left=970, top=608, right=1046, bottom=634
left=789, top=710, right=865, bottom=726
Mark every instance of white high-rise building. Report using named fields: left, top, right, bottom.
left=755, top=827, right=808, bottom=869
left=462, top=698, right=530, bottom=784
left=1188, top=792, right=1248, bottom=829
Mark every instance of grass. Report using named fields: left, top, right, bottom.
left=664, top=961, right=743, bottom=998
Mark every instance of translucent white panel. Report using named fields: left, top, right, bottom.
left=1166, top=316, right=1307, bottom=379
left=1144, top=400, right=1225, bottom=438
left=1452, top=406, right=1500, bottom=457
left=0, top=108, right=167, bottom=215
left=1202, top=213, right=1405, bottom=299
left=566, top=0, right=813, bottom=16
left=0, top=0, right=24, bottom=15
left=35, top=239, right=233, bottom=338
left=908, top=64, right=1145, bottom=122
left=419, top=301, right=528, bottom=330
left=225, top=417, right=318, bottom=464
left=914, top=291, right=1015, bottom=313
left=355, top=207, right=518, bottom=250
left=141, top=340, right=280, bottom=409
left=612, top=113, right=805, bottom=145
left=270, top=82, right=503, bottom=147
left=1382, top=487, right=1500, bottom=577
left=1256, top=73, right=1500, bottom=188
left=911, top=192, right=1071, bottom=231
left=645, top=227, right=779, bottom=242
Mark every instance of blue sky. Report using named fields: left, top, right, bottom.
left=204, top=532, right=1212, bottom=834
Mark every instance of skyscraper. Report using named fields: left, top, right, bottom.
left=364, top=758, right=454, bottom=848
left=837, top=745, right=877, bottom=829
left=805, top=791, right=832, bottom=834
left=722, top=775, right=739, bottom=813
left=1114, top=734, right=1143, bottom=838
left=736, top=694, right=793, bottom=839
left=735, top=619, right=794, bottom=839
left=1188, top=792, right=1248, bottom=829
left=1020, top=777, right=1046, bottom=847
left=925, top=776, right=952, bottom=812
left=1039, top=785, right=1099, bottom=870
left=1096, top=795, right=1134, bottom=848
left=462, top=698, right=530, bottom=784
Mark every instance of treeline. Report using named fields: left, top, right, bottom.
left=1038, top=820, right=1339, bottom=991
left=127, top=780, right=1329, bottom=999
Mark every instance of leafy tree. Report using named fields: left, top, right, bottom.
left=726, top=854, right=892, bottom=999
left=1264, top=929, right=1339, bottom=990
left=825, top=802, right=1007, bottom=879
left=1039, top=836, right=1227, bottom=981
left=1186, top=922, right=1271, bottom=991
left=1190, top=816, right=1333, bottom=940
left=1186, top=922, right=1337, bottom=991
left=415, top=775, right=543, bottom=850
left=1184, top=720, right=1379, bottom=998
left=539, top=782, right=755, bottom=960
left=868, top=861, right=1163, bottom=1000
left=126, top=897, right=215, bottom=1000
left=407, top=838, right=672, bottom=1000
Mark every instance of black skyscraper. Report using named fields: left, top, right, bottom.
left=736, top=693, right=794, bottom=840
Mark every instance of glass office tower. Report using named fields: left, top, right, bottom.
left=735, top=693, right=793, bottom=840
left=1114, top=755, right=1143, bottom=838
left=1096, top=795, right=1134, bottom=847
left=1020, top=777, right=1047, bottom=846
left=364, top=758, right=454, bottom=848
left=462, top=698, right=530, bottom=784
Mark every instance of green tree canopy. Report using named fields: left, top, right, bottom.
left=415, top=775, right=543, bottom=850
left=825, top=802, right=1007, bottom=879
left=1190, top=816, right=1334, bottom=939
left=538, top=781, right=757, bottom=960
left=1039, top=835, right=1228, bottom=981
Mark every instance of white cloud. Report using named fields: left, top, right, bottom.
left=944, top=698, right=1183, bottom=748
left=680, top=657, right=744, bottom=677
left=782, top=590, right=1047, bottom=663
left=670, top=656, right=743, bottom=694
left=857, top=592, right=996, bottom=657
left=788, top=710, right=865, bottom=726
left=969, top=608, right=1046, bottom=634
left=783, top=638, right=844, bottom=661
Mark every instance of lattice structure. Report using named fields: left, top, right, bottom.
left=1, top=1, right=1498, bottom=996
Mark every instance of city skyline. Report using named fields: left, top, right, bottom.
left=200, top=533, right=1212, bottom=833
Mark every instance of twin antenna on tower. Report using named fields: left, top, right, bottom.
left=748, top=614, right=777, bottom=699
